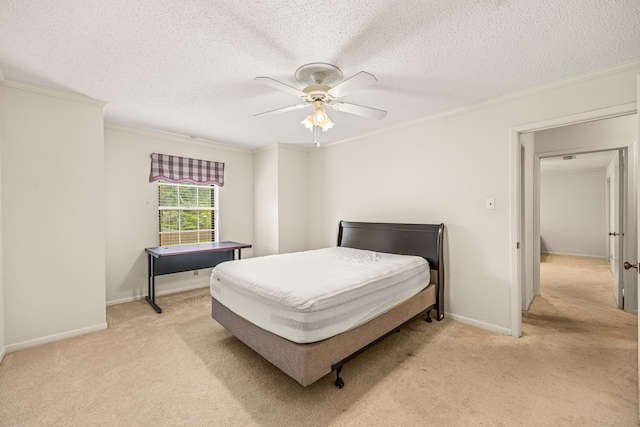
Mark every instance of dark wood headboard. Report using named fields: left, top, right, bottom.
left=337, top=221, right=445, bottom=320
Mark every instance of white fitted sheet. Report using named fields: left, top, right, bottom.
left=210, top=247, right=430, bottom=343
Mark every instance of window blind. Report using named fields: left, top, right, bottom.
left=158, top=181, right=216, bottom=246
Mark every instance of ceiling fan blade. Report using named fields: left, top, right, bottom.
left=331, top=102, right=387, bottom=120
left=254, top=77, right=306, bottom=97
left=253, top=103, right=309, bottom=117
left=329, top=71, right=378, bottom=98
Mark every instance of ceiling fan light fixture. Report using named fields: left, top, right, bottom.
left=301, top=102, right=335, bottom=132
left=313, top=106, right=327, bottom=124
left=315, top=107, right=334, bottom=131
left=321, top=119, right=334, bottom=132
left=301, top=115, right=315, bottom=131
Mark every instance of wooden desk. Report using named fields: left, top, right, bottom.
left=144, top=241, right=251, bottom=313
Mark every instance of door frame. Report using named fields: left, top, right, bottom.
left=510, top=102, right=637, bottom=338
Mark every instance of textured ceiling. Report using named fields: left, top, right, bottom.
left=1, top=1, right=639, bottom=150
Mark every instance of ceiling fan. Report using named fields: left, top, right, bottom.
left=254, top=63, right=387, bottom=146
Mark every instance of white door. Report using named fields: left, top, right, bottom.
left=608, top=177, right=613, bottom=271
left=632, top=75, right=640, bottom=418
left=612, top=151, right=624, bottom=308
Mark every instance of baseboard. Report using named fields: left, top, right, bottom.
left=5, top=323, right=108, bottom=354
left=541, top=251, right=605, bottom=259
left=106, top=283, right=210, bottom=306
left=445, top=312, right=512, bottom=336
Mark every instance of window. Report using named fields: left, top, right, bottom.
left=158, top=181, right=218, bottom=246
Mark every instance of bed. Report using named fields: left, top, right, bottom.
left=210, top=221, right=445, bottom=388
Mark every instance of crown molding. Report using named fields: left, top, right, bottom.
left=252, top=142, right=278, bottom=154
left=1, top=78, right=107, bottom=108
left=104, top=123, right=252, bottom=154
left=322, top=58, right=640, bottom=150
left=408, top=59, right=640, bottom=127
left=252, top=142, right=316, bottom=154
left=276, top=142, right=313, bottom=153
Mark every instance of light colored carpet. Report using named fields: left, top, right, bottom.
left=0, top=254, right=637, bottom=426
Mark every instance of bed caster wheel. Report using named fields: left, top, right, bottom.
left=334, top=367, right=344, bottom=388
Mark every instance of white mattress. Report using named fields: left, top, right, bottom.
left=210, top=247, right=430, bottom=343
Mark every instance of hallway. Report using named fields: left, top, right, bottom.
left=522, top=254, right=637, bottom=421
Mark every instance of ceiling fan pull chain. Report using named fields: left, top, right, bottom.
left=314, top=125, right=321, bottom=147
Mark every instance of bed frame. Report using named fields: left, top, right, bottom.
left=211, top=221, right=445, bottom=388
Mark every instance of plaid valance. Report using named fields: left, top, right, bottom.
left=149, top=153, right=225, bottom=187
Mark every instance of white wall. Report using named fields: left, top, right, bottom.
left=253, top=145, right=279, bottom=256
left=1, top=82, right=107, bottom=350
left=540, top=169, right=606, bottom=257
left=253, top=143, right=309, bottom=257
left=278, top=145, right=308, bottom=254
left=104, top=126, right=254, bottom=305
left=307, top=61, right=640, bottom=334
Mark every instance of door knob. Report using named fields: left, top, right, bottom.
left=609, top=232, right=620, bottom=236
left=624, top=261, right=638, bottom=270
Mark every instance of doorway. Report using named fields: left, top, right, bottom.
left=537, top=149, right=624, bottom=309
left=510, top=103, right=638, bottom=338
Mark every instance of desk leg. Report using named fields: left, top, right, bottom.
left=146, top=254, right=162, bottom=313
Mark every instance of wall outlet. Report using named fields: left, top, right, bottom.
left=486, top=198, right=495, bottom=210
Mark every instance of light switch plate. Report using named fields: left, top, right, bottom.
left=486, top=198, right=495, bottom=210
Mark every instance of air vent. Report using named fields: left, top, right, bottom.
left=562, top=155, right=576, bottom=160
